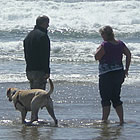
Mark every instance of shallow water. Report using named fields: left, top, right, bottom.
left=0, top=82, right=140, bottom=140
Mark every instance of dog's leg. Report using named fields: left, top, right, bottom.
left=46, top=99, right=58, bottom=126
left=46, top=107, right=58, bottom=126
left=31, top=98, right=40, bottom=123
left=31, top=109, right=39, bottom=123
left=21, top=110, right=27, bottom=124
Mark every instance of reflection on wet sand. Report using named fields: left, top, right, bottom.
left=95, top=123, right=123, bottom=140
left=19, top=122, right=56, bottom=140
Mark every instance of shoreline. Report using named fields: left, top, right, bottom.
left=0, top=79, right=140, bottom=88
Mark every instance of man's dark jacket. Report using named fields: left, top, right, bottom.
left=23, top=25, right=50, bottom=74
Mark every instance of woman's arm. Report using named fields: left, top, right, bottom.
left=94, top=45, right=105, bottom=60
left=123, top=46, right=131, bottom=76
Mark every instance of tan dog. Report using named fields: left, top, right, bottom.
left=7, top=79, right=58, bottom=126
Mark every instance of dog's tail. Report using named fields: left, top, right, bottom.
left=47, top=78, right=54, bottom=96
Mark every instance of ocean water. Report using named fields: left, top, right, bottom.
left=0, top=0, right=140, bottom=139
left=0, top=0, right=140, bottom=84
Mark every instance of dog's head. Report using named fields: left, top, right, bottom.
left=7, top=88, right=18, bottom=102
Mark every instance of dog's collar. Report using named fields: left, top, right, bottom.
left=12, top=90, right=17, bottom=96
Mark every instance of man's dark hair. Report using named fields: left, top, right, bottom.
left=36, top=15, right=49, bottom=26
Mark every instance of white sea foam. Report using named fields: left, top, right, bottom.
left=1, top=0, right=140, bottom=41
left=51, top=41, right=97, bottom=63
left=0, top=0, right=140, bottom=34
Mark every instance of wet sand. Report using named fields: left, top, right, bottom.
left=0, top=81, right=140, bottom=140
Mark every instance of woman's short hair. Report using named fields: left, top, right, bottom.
left=36, top=15, right=49, bottom=26
left=99, top=26, right=114, bottom=41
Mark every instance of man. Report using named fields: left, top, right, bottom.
left=23, top=15, right=50, bottom=90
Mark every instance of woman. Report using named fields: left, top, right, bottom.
left=95, top=26, right=131, bottom=125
